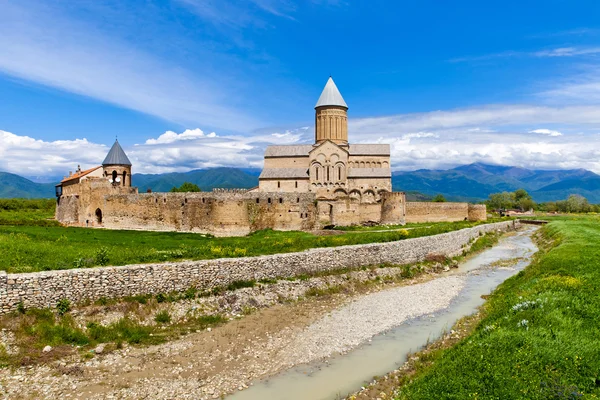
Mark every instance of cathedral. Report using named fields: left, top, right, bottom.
left=257, top=77, right=392, bottom=203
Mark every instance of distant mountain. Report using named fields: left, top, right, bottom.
left=133, top=168, right=261, bottom=192
left=0, top=172, right=56, bottom=198
left=393, top=163, right=600, bottom=203
left=2, top=163, right=600, bottom=202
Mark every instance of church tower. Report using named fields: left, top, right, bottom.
left=102, top=139, right=132, bottom=187
left=315, top=77, right=348, bottom=146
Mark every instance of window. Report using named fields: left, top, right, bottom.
left=112, top=170, right=117, bottom=182
left=268, top=198, right=271, bottom=204
left=278, top=181, right=280, bottom=188
left=279, top=198, right=283, bottom=204
left=256, top=198, right=260, bottom=204
left=123, top=171, right=127, bottom=186
left=295, top=181, right=298, bottom=188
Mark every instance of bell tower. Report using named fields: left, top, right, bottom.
left=315, top=77, right=348, bottom=146
left=102, top=139, right=132, bottom=187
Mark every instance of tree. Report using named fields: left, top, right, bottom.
left=486, top=192, right=514, bottom=210
left=170, top=182, right=201, bottom=193
left=566, top=194, right=590, bottom=213
left=432, top=194, right=446, bottom=202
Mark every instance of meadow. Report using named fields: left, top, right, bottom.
left=0, top=199, right=505, bottom=273
left=395, top=215, right=600, bottom=399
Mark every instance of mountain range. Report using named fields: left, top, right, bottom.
left=2, top=163, right=600, bottom=203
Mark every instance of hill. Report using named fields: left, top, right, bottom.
left=0, top=172, right=56, bottom=198
left=2, top=163, right=600, bottom=202
left=392, top=163, right=600, bottom=202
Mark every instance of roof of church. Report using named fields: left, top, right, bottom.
left=60, top=166, right=102, bottom=184
left=264, top=143, right=390, bottom=157
left=264, top=145, right=314, bottom=157
left=259, top=168, right=309, bottom=179
left=347, top=168, right=392, bottom=178
left=315, top=77, right=348, bottom=108
left=102, top=140, right=132, bottom=166
left=348, top=144, right=390, bottom=156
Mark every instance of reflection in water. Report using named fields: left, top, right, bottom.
left=228, top=227, right=538, bottom=400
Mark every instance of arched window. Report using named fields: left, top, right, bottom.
left=123, top=171, right=127, bottom=186
left=112, top=170, right=117, bottom=182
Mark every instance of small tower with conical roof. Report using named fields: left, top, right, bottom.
left=315, top=77, right=348, bottom=146
left=102, top=139, right=132, bottom=187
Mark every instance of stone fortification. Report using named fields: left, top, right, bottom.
left=0, top=220, right=517, bottom=314
left=101, top=192, right=316, bottom=236
left=405, top=202, right=487, bottom=223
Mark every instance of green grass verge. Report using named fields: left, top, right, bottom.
left=395, top=215, right=600, bottom=399
left=0, top=205, right=507, bottom=273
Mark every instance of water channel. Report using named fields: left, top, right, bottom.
left=228, top=226, right=539, bottom=400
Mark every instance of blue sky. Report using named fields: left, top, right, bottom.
left=2, top=0, right=600, bottom=179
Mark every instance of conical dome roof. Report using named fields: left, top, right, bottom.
left=102, top=139, right=132, bottom=166
left=315, top=77, right=347, bottom=108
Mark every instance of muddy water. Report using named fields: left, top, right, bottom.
left=228, top=227, right=538, bottom=400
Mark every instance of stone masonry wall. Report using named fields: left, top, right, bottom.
left=0, top=220, right=518, bottom=313
left=406, top=202, right=471, bottom=223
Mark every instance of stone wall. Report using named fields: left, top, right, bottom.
left=0, top=220, right=518, bottom=313
left=101, top=192, right=317, bottom=236
left=405, top=202, right=486, bottom=223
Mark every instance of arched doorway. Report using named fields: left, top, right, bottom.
left=95, top=208, right=103, bottom=224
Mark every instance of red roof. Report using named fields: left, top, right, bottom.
left=60, top=166, right=102, bottom=184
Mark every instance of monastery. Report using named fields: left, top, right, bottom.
left=55, top=78, right=486, bottom=236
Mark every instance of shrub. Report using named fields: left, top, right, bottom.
left=95, top=247, right=109, bottom=266
left=56, top=299, right=71, bottom=316
left=226, top=280, right=256, bottom=291
left=154, top=310, right=171, bottom=324
left=16, top=302, right=26, bottom=314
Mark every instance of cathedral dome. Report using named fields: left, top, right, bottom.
left=315, top=77, right=348, bottom=109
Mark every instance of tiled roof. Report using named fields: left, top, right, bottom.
left=347, top=168, right=391, bottom=178
left=102, top=140, right=132, bottom=166
left=60, top=166, right=102, bottom=183
left=259, top=168, right=309, bottom=179
left=264, top=145, right=313, bottom=157
left=348, top=144, right=390, bottom=156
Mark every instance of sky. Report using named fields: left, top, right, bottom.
left=2, top=0, right=600, bottom=180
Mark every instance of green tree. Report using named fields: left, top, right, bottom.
left=486, top=192, right=514, bottom=210
left=170, top=182, right=201, bottom=193
left=432, top=194, right=446, bottom=202
left=566, top=194, right=590, bottom=213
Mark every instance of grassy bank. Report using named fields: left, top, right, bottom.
left=0, top=200, right=507, bottom=273
left=394, top=215, right=600, bottom=399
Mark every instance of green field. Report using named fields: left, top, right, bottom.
left=395, top=215, right=600, bottom=399
left=0, top=199, right=505, bottom=273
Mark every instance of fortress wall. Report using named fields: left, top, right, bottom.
left=380, top=192, right=406, bottom=225
left=100, top=192, right=317, bottom=236
left=54, top=195, right=79, bottom=224
left=0, top=220, right=518, bottom=313
left=468, top=204, right=487, bottom=221
left=405, top=202, right=470, bottom=223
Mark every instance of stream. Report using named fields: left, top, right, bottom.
left=228, top=226, right=539, bottom=400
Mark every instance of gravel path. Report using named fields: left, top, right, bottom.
left=281, top=276, right=465, bottom=365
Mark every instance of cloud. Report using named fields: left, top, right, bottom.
left=450, top=46, right=600, bottom=63
left=0, top=2, right=261, bottom=131
left=4, top=103, right=600, bottom=178
left=529, top=129, right=563, bottom=137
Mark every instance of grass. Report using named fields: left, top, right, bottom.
left=0, top=201, right=508, bottom=273
left=394, top=215, right=600, bottom=399
left=0, top=305, right=226, bottom=367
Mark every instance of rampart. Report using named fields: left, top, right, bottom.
left=0, top=220, right=517, bottom=313
left=101, top=192, right=316, bottom=236
left=405, top=202, right=486, bottom=223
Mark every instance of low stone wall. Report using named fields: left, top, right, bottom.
left=405, top=202, right=486, bottom=223
left=0, top=220, right=518, bottom=313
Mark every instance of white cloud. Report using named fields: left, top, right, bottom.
left=534, top=47, right=600, bottom=57
left=4, top=103, right=600, bottom=179
left=529, top=128, right=563, bottom=136
left=144, top=129, right=218, bottom=145
left=450, top=46, right=600, bottom=63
